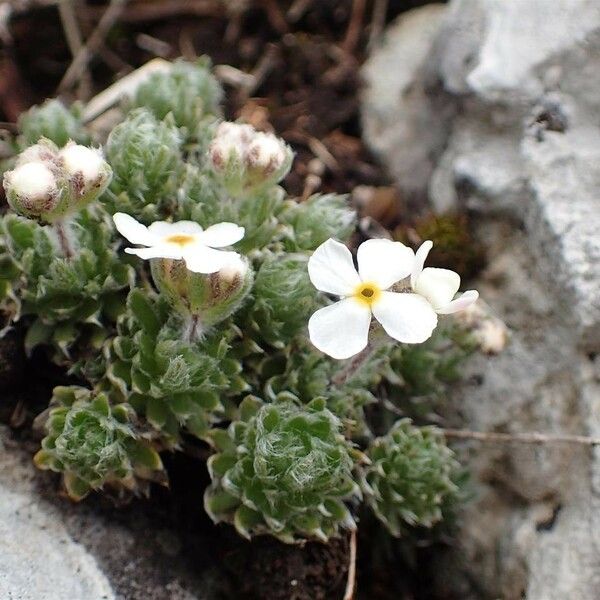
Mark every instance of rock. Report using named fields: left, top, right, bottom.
left=362, top=1, right=600, bottom=598
left=362, top=0, right=600, bottom=349
left=361, top=4, right=452, bottom=196
left=0, top=430, right=114, bottom=600
left=0, top=487, right=115, bottom=600
left=430, top=225, right=599, bottom=599
left=0, top=427, right=220, bottom=600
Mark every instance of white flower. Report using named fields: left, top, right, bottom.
left=217, top=252, right=249, bottom=283
left=307, top=238, right=439, bottom=359
left=410, top=240, right=479, bottom=314
left=307, top=238, right=480, bottom=360
left=113, top=213, right=245, bottom=274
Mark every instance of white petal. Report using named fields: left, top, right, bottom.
left=148, top=220, right=203, bottom=238
left=410, top=240, right=433, bottom=289
left=308, top=239, right=361, bottom=296
left=183, top=245, right=238, bottom=274
left=414, top=267, right=460, bottom=310
left=113, top=213, right=157, bottom=246
left=437, top=290, right=479, bottom=314
left=308, top=299, right=371, bottom=360
left=125, top=244, right=184, bottom=260
left=372, top=291, right=438, bottom=344
left=146, top=222, right=175, bottom=237
left=197, top=222, right=245, bottom=248
left=357, top=238, right=414, bottom=290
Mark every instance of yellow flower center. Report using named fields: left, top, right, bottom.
left=166, top=234, right=195, bottom=246
left=353, top=282, right=382, bottom=307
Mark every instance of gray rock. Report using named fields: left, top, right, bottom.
left=362, top=1, right=600, bottom=598
left=0, top=431, right=115, bottom=600
left=361, top=4, right=452, bottom=196
left=0, top=427, right=219, bottom=600
left=362, top=0, right=600, bottom=349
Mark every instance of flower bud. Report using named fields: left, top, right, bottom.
left=3, top=161, right=64, bottom=222
left=208, top=122, right=293, bottom=196
left=59, top=142, right=112, bottom=209
left=150, top=255, right=253, bottom=336
left=3, top=140, right=112, bottom=223
left=16, top=139, right=60, bottom=167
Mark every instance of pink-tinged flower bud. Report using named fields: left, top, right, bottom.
left=16, top=140, right=60, bottom=167
left=3, top=139, right=112, bottom=222
left=207, top=121, right=293, bottom=196
left=150, top=255, right=253, bottom=339
left=3, top=161, right=63, bottom=222
left=59, top=142, right=112, bottom=208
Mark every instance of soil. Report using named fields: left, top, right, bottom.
left=0, top=2, right=465, bottom=599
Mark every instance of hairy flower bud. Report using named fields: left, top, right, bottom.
left=3, top=139, right=112, bottom=222
left=3, top=161, right=62, bottom=221
left=15, top=139, right=60, bottom=167
left=59, top=142, right=112, bottom=208
left=150, top=255, right=253, bottom=336
left=208, top=121, right=293, bottom=196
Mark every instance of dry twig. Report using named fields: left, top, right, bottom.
left=442, top=429, right=600, bottom=446
left=377, top=397, right=600, bottom=446
left=58, top=0, right=127, bottom=93
left=343, top=528, right=357, bottom=600
left=343, top=0, right=366, bottom=54
left=287, top=0, right=313, bottom=22
left=243, top=43, right=279, bottom=98
left=307, top=137, right=340, bottom=173
left=261, top=0, right=289, bottom=34
left=369, top=0, right=388, bottom=49
left=58, top=0, right=93, bottom=98
left=83, top=0, right=222, bottom=22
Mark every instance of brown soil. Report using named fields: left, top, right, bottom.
left=2, top=1, right=435, bottom=207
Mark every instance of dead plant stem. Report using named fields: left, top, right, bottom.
left=58, top=0, right=127, bottom=92
left=343, top=528, right=357, bottom=600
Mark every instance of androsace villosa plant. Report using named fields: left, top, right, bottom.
left=1, top=59, right=490, bottom=547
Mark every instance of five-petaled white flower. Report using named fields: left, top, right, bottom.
left=410, top=240, right=479, bottom=315
left=113, top=213, right=244, bottom=274
left=307, top=238, right=478, bottom=360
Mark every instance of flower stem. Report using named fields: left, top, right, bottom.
left=53, top=219, right=74, bottom=259
left=331, top=343, right=374, bottom=387
left=331, top=326, right=387, bottom=387
left=185, top=314, right=202, bottom=343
